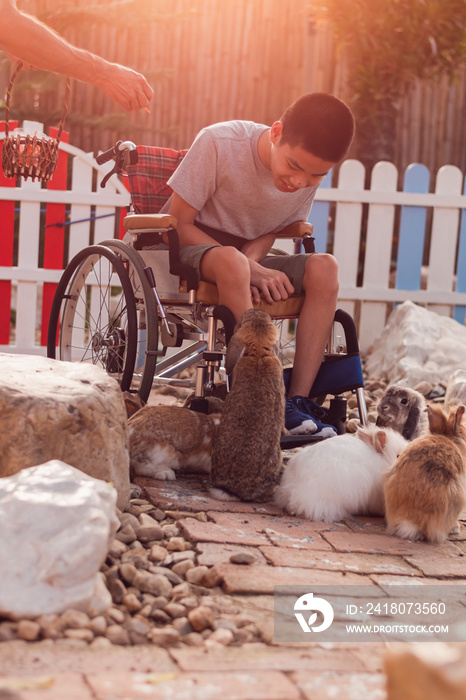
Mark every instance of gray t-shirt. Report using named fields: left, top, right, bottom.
left=162, top=120, right=318, bottom=240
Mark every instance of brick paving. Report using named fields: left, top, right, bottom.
left=0, top=471, right=465, bottom=700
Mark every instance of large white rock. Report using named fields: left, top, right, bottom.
left=0, top=461, right=118, bottom=617
left=0, top=354, right=130, bottom=509
left=365, top=301, right=466, bottom=388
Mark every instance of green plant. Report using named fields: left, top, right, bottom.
left=311, top=0, right=466, bottom=166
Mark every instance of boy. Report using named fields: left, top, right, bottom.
left=163, top=93, right=355, bottom=436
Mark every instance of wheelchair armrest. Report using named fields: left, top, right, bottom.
left=276, top=221, right=315, bottom=254
left=124, top=213, right=178, bottom=230
left=276, top=221, right=313, bottom=239
left=334, top=309, right=360, bottom=355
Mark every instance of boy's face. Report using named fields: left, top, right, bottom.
left=267, top=121, right=334, bottom=193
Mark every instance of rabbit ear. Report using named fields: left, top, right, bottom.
left=225, top=334, right=245, bottom=375
left=401, top=404, right=421, bottom=439
left=374, top=430, right=387, bottom=453
left=124, top=391, right=144, bottom=419
left=357, top=427, right=376, bottom=448
left=427, top=404, right=447, bottom=434
left=357, top=427, right=387, bottom=453
left=452, top=404, right=465, bottom=432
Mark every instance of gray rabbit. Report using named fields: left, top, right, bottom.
left=376, top=386, right=428, bottom=440
left=210, top=309, right=285, bottom=502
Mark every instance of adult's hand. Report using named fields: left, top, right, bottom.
left=94, top=61, right=154, bottom=112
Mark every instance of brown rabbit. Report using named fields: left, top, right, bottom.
left=210, top=309, right=285, bottom=502
left=128, top=405, right=221, bottom=481
left=384, top=404, right=466, bottom=543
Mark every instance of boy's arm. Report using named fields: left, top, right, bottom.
left=169, top=193, right=294, bottom=304
left=168, top=193, right=218, bottom=247
left=169, top=192, right=277, bottom=258
left=240, top=232, right=276, bottom=262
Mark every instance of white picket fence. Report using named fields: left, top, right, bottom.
left=311, top=159, right=466, bottom=352
left=1, top=123, right=466, bottom=357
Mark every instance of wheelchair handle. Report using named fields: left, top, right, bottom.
left=97, top=140, right=138, bottom=188
left=96, top=144, right=120, bottom=166
left=96, top=140, right=137, bottom=165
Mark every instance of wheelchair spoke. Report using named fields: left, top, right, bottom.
left=94, top=239, right=159, bottom=402
left=48, top=246, right=137, bottom=392
left=273, top=318, right=296, bottom=367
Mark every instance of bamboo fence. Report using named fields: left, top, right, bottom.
left=1, top=0, right=465, bottom=175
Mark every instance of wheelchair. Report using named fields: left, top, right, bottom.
left=47, top=140, right=368, bottom=446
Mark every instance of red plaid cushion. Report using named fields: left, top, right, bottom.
left=126, top=146, right=188, bottom=214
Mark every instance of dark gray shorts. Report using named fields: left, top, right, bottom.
left=179, top=244, right=311, bottom=296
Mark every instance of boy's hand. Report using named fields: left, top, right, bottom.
left=249, top=261, right=294, bottom=304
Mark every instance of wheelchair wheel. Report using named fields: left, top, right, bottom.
left=273, top=317, right=296, bottom=368
left=99, top=239, right=158, bottom=402
left=47, top=245, right=138, bottom=393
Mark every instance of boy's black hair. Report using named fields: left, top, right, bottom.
left=280, top=93, right=355, bottom=163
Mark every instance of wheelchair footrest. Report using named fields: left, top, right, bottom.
left=280, top=434, right=324, bottom=449
left=202, top=351, right=224, bottom=363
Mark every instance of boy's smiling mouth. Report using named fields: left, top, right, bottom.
left=282, top=180, right=298, bottom=192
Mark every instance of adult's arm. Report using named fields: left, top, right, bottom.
left=0, top=0, right=153, bottom=111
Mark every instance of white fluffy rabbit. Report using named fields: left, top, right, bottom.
left=275, top=425, right=408, bottom=522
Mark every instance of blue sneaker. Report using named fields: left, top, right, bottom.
left=285, top=396, right=337, bottom=438
left=292, top=396, right=330, bottom=421
left=285, top=397, right=318, bottom=435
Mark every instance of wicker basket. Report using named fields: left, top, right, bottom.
left=1, top=63, right=70, bottom=183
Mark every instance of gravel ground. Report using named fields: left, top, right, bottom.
left=0, top=373, right=446, bottom=649
left=0, top=493, right=263, bottom=650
